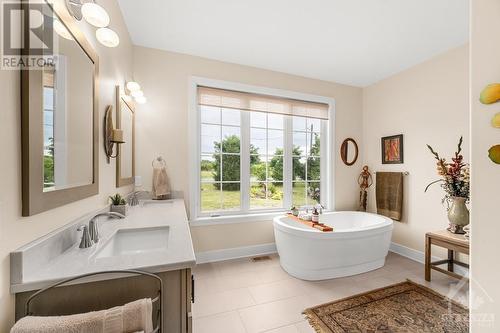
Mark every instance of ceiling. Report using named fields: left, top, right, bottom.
left=117, top=0, right=468, bottom=87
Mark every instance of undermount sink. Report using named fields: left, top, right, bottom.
left=95, top=226, right=169, bottom=259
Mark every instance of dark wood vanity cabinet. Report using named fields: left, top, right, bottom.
left=15, top=268, right=193, bottom=333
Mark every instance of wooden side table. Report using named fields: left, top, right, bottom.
left=425, top=230, right=469, bottom=281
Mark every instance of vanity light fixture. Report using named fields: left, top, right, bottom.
left=104, top=105, right=125, bottom=163
left=53, top=20, right=73, bottom=40
left=81, top=2, right=110, bottom=27
left=126, top=81, right=141, bottom=92
left=64, top=0, right=119, bottom=48
left=125, top=81, right=147, bottom=104
left=96, top=27, right=120, bottom=47
left=130, top=90, right=144, bottom=98
left=65, top=0, right=83, bottom=20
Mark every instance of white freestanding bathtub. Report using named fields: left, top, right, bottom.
left=273, top=211, right=393, bottom=280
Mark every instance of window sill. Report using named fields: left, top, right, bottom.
left=189, top=211, right=287, bottom=226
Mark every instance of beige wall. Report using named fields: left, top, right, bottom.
left=132, top=46, right=364, bottom=252
left=0, top=0, right=134, bottom=330
left=470, top=0, right=500, bottom=330
left=363, top=45, right=469, bottom=255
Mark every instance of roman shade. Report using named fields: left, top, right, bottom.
left=198, top=86, right=329, bottom=120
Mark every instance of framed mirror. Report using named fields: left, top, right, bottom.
left=116, top=86, right=135, bottom=187
left=21, top=0, right=99, bottom=216
left=340, top=138, right=359, bottom=166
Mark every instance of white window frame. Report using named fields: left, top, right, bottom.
left=188, top=77, right=336, bottom=225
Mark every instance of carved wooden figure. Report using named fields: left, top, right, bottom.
left=358, top=165, right=373, bottom=211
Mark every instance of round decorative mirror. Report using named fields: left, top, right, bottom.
left=340, top=138, right=359, bottom=166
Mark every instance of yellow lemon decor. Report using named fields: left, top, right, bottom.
left=489, top=145, right=500, bottom=164
left=480, top=84, right=500, bottom=104
left=492, top=113, right=500, bottom=128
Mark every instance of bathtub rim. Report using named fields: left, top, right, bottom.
left=273, top=211, right=393, bottom=239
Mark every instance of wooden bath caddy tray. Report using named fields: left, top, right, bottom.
left=286, top=214, right=333, bottom=232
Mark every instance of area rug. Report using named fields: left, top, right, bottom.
left=303, top=280, right=469, bottom=333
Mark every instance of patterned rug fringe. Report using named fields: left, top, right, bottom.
left=302, top=310, right=326, bottom=333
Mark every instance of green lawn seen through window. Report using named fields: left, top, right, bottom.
left=200, top=122, right=321, bottom=212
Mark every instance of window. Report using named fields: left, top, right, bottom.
left=249, top=112, right=284, bottom=209
left=43, top=85, right=55, bottom=188
left=194, top=84, right=331, bottom=219
left=292, top=117, right=322, bottom=207
left=200, top=106, right=242, bottom=212
left=43, top=67, right=56, bottom=189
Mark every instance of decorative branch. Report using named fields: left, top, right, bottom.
left=456, top=136, right=463, bottom=156
left=426, top=144, right=440, bottom=160
left=424, top=179, right=444, bottom=192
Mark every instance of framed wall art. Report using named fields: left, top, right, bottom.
left=381, top=134, right=404, bottom=164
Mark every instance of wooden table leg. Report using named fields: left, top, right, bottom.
left=425, top=235, right=431, bottom=281
left=448, top=249, right=454, bottom=272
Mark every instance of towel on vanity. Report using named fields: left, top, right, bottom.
left=122, top=298, right=153, bottom=333
left=376, top=172, right=404, bottom=221
left=10, top=298, right=153, bottom=333
left=152, top=166, right=170, bottom=200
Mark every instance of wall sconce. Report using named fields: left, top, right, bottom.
left=104, top=105, right=125, bottom=163
left=125, top=81, right=147, bottom=104
left=65, top=0, right=120, bottom=47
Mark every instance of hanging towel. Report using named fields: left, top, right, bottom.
left=10, top=298, right=153, bottom=333
left=376, top=172, right=404, bottom=221
left=123, top=298, right=153, bottom=333
left=152, top=166, right=170, bottom=200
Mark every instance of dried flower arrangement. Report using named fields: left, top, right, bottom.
left=425, top=137, right=470, bottom=206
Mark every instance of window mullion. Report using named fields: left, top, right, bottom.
left=283, top=116, right=292, bottom=208
left=320, top=119, right=327, bottom=209
left=219, top=109, right=223, bottom=211
left=241, top=111, right=250, bottom=212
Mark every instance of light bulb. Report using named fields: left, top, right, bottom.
left=126, top=81, right=141, bottom=91
left=96, top=27, right=119, bottom=47
left=81, top=3, right=110, bottom=28
left=131, top=90, right=144, bottom=98
left=135, top=96, right=147, bottom=104
left=54, top=20, right=73, bottom=40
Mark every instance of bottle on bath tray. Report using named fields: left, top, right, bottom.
left=311, top=208, right=320, bottom=223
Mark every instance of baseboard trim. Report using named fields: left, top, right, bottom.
left=195, top=243, right=277, bottom=264
left=390, top=242, right=468, bottom=277
left=195, top=241, right=468, bottom=277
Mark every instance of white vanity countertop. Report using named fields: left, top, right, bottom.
left=10, top=199, right=196, bottom=293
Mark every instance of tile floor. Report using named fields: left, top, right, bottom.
left=192, top=252, right=469, bottom=333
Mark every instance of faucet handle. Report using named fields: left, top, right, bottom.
left=88, top=219, right=99, bottom=243
left=127, top=191, right=140, bottom=206
left=77, top=225, right=94, bottom=249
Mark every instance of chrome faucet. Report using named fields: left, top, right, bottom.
left=127, top=191, right=148, bottom=206
left=88, top=212, right=125, bottom=244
